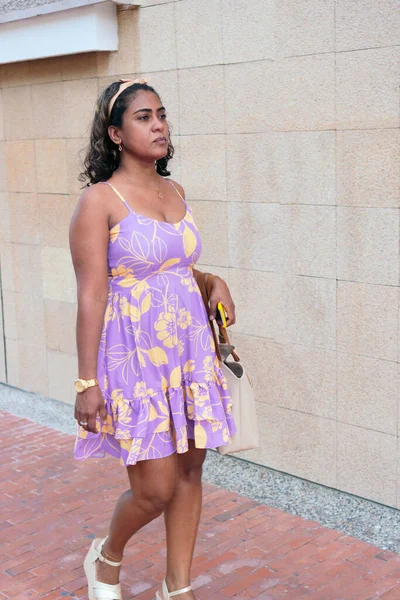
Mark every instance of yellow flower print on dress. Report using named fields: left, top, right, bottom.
left=191, top=382, right=209, bottom=407
left=181, top=277, right=199, bottom=293
left=110, top=389, right=133, bottom=429
left=202, top=356, right=214, bottom=382
left=109, top=223, right=120, bottom=243
left=177, top=308, right=192, bottom=329
left=154, top=308, right=178, bottom=348
left=133, top=381, right=154, bottom=398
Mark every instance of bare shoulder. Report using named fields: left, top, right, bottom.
left=166, top=178, right=185, bottom=198
left=76, top=182, right=108, bottom=211
left=71, top=182, right=110, bottom=225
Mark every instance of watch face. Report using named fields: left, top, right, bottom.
left=75, top=380, right=85, bottom=393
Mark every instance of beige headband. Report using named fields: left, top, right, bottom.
left=108, top=78, right=149, bottom=118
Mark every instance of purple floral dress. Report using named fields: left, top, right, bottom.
left=74, top=180, right=236, bottom=466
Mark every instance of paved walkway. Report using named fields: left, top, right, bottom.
left=0, top=411, right=399, bottom=600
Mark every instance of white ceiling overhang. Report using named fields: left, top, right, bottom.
left=0, top=0, right=140, bottom=64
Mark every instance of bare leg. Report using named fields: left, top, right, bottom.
left=163, top=440, right=207, bottom=600
left=95, top=451, right=178, bottom=585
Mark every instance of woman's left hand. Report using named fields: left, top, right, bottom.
left=208, top=276, right=236, bottom=327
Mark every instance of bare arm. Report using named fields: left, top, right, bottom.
left=69, top=184, right=110, bottom=431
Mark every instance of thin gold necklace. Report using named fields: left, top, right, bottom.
left=119, top=170, right=163, bottom=199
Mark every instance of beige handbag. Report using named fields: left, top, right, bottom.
left=194, top=271, right=259, bottom=455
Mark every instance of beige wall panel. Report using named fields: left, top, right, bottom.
left=35, top=139, right=68, bottom=194
left=226, top=132, right=277, bottom=204
left=0, top=62, right=30, bottom=87
left=136, top=3, right=176, bottom=72
left=61, top=52, right=98, bottom=81
left=29, top=57, right=63, bottom=85
left=337, top=129, right=400, bottom=208
left=140, top=0, right=177, bottom=5
left=274, top=54, right=335, bottom=131
left=179, top=66, right=224, bottom=135
left=225, top=60, right=275, bottom=134
left=274, top=131, right=336, bottom=205
left=275, top=0, right=334, bottom=58
left=190, top=201, right=229, bottom=267
left=337, top=281, right=398, bottom=361
left=230, top=332, right=336, bottom=420
left=179, top=135, right=226, bottom=200
left=47, top=349, right=78, bottom=405
left=39, top=194, right=76, bottom=248
left=5, top=338, right=19, bottom=387
left=63, top=79, right=98, bottom=139
left=67, top=139, right=88, bottom=195
left=0, top=242, right=15, bottom=292
left=41, top=246, right=76, bottom=303
left=0, top=90, right=3, bottom=141
left=0, top=290, right=5, bottom=382
left=31, top=82, right=65, bottom=139
left=0, top=143, right=6, bottom=192
left=280, top=205, right=336, bottom=278
left=2, top=86, right=33, bottom=141
left=97, top=75, right=122, bottom=91
left=243, top=402, right=337, bottom=488
left=280, top=274, right=336, bottom=349
left=0, top=192, right=11, bottom=244
left=18, top=342, right=48, bottom=396
left=97, top=9, right=139, bottom=76
left=176, top=0, right=223, bottom=69
left=336, top=0, right=400, bottom=51
left=229, top=268, right=282, bottom=339
left=336, top=47, right=400, bottom=130
left=44, top=298, right=77, bottom=355
left=228, top=202, right=282, bottom=272
left=2, top=290, right=17, bottom=340
left=13, top=243, right=43, bottom=296
left=337, top=422, right=397, bottom=506
left=5, top=141, right=36, bottom=193
left=9, top=193, right=41, bottom=246
left=279, top=342, right=336, bottom=419
left=337, top=353, right=397, bottom=436
left=221, top=0, right=275, bottom=63
left=337, top=207, right=399, bottom=286
left=15, top=292, right=46, bottom=347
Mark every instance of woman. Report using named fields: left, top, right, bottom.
left=69, top=78, right=236, bottom=600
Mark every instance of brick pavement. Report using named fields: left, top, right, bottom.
left=0, top=411, right=399, bottom=600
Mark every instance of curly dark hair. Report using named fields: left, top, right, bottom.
left=79, top=80, right=174, bottom=186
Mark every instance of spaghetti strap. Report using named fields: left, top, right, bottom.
left=166, top=179, right=188, bottom=207
left=101, top=181, right=133, bottom=213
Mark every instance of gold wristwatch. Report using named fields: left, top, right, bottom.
left=74, top=377, right=99, bottom=393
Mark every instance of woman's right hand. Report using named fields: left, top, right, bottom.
left=74, top=386, right=108, bottom=434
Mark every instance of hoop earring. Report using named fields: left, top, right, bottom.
left=118, top=142, right=122, bottom=152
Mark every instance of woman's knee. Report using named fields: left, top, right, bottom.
left=178, top=445, right=207, bottom=484
left=128, top=455, right=177, bottom=515
left=137, top=483, right=175, bottom=514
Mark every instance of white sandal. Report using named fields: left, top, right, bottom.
left=155, top=579, right=192, bottom=599
left=83, top=536, right=123, bottom=600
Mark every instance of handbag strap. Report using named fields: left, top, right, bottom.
left=195, top=271, right=240, bottom=363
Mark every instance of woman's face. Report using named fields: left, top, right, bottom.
left=116, top=90, right=169, bottom=162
